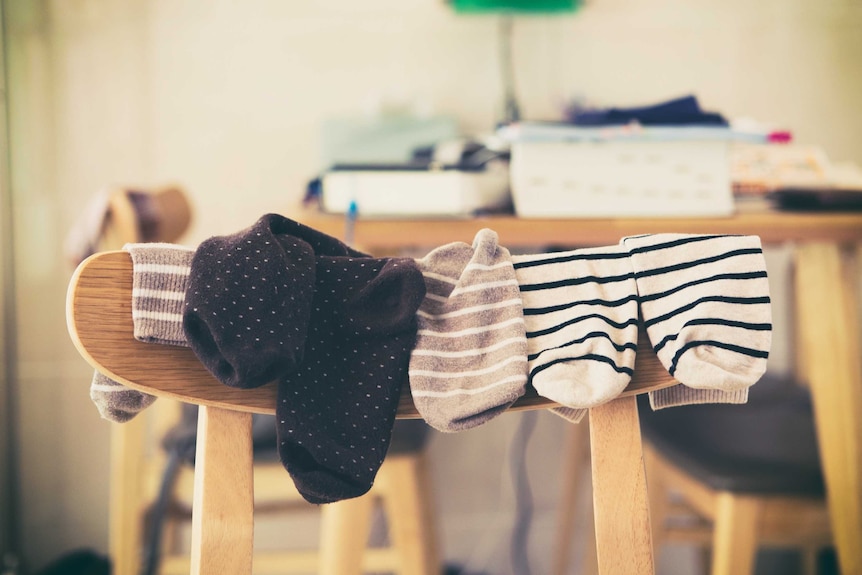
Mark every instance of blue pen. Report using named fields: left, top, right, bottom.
left=345, top=199, right=358, bottom=247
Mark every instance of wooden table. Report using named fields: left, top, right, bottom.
left=298, top=209, right=862, bottom=575
left=298, top=209, right=862, bottom=250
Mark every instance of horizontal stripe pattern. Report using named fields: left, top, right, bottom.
left=411, top=374, right=527, bottom=398
left=409, top=229, right=528, bottom=432
left=513, top=244, right=638, bottom=410
left=128, top=243, right=195, bottom=346
left=89, top=243, right=194, bottom=423
left=622, top=233, right=772, bottom=408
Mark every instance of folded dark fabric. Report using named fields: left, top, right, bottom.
left=183, top=213, right=367, bottom=389
left=570, top=95, right=728, bottom=127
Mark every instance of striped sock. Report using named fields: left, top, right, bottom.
left=409, top=229, right=528, bottom=432
left=89, top=371, right=157, bottom=423
left=128, top=243, right=194, bottom=345
left=89, top=243, right=194, bottom=422
left=512, top=245, right=639, bottom=415
left=621, top=234, right=772, bottom=409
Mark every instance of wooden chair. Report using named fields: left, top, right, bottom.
left=66, top=249, right=681, bottom=575
left=636, top=244, right=862, bottom=575
left=640, top=379, right=831, bottom=575
left=94, top=192, right=440, bottom=574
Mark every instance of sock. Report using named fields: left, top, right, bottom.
left=129, top=243, right=195, bottom=345
left=89, top=371, right=157, bottom=423
left=89, top=243, right=194, bottom=422
left=512, top=245, right=639, bottom=416
left=277, top=256, right=425, bottom=504
left=621, top=234, right=772, bottom=408
left=409, top=229, right=527, bottom=432
left=183, top=214, right=367, bottom=389
left=549, top=406, right=589, bottom=424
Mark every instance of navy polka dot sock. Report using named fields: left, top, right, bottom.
left=183, top=214, right=367, bottom=389
left=277, top=256, right=425, bottom=504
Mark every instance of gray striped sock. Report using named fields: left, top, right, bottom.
left=128, top=243, right=194, bottom=345
left=89, top=371, right=157, bottom=423
left=512, top=245, right=639, bottom=413
left=409, top=229, right=528, bottom=432
left=621, top=234, right=772, bottom=409
left=88, top=243, right=193, bottom=422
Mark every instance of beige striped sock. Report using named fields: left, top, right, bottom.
left=88, top=243, right=194, bottom=422
left=409, top=229, right=528, bottom=432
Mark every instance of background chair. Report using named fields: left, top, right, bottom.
left=85, top=190, right=440, bottom=574
left=640, top=375, right=831, bottom=575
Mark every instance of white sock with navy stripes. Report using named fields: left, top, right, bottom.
left=409, top=229, right=528, bottom=432
left=512, top=245, right=639, bottom=414
left=621, top=234, right=772, bottom=408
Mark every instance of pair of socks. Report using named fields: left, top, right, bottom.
left=89, top=243, right=194, bottom=422
left=183, top=214, right=426, bottom=503
left=511, top=234, right=771, bottom=415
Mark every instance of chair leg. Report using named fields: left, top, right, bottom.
left=710, top=492, right=759, bottom=575
left=379, top=453, right=441, bottom=575
left=801, top=546, right=819, bottom=575
left=109, top=415, right=146, bottom=575
left=581, top=473, right=599, bottom=575
left=190, top=406, right=254, bottom=575
left=643, top=446, right=669, bottom=565
left=589, top=395, right=654, bottom=575
left=552, top=421, right=591, bottom=575
left=319, top=493, right=374, bottom=575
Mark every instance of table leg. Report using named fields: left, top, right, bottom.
left=795, top=243, right=862, bottom=575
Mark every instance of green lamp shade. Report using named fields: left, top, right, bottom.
left=451, top=0, right=578, bottom=13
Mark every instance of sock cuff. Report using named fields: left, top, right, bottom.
left=417, top=228, right=513, bottom=286
left=648, top=384, right=749, bottom=410
left=620, top=233, right=764, bottom=262
left=549, top=406, right=588, bottom=424
left=125, top=243, right=194, bottom=346
left=338, top=257, right=426, bottom=337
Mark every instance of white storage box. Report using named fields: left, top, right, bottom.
left=509, top=139, right=734, bottom=218
left=321, top=165, right=511, bottom=218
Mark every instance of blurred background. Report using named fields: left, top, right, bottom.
left=0, top=0, right=860, bottom=574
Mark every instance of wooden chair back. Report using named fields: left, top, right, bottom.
left=68, top=250, right=679, bottom=575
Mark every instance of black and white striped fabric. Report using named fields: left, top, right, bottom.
left=512, top=245, right=639, bottom=417
left=621, top=233, right=772, bottom=409
left=89, top=243, right=194, bottom=422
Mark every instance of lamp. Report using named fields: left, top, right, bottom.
left=449, top=0, right=580, bottom=124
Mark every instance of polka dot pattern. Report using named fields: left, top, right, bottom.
left=182, top=213, right=424, bottom=504
left=183, top=215, right=323, bottom=389
left=277, top=256, right=426, bottom=504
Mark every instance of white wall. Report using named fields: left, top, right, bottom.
left=6, top=0, right=861, bottom=572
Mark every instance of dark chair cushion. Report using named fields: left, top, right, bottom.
left=164, top=407, right=432, bottom=462
left=638, top=374, right=824, bottom=496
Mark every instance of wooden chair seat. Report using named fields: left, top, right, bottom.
left=67, top=250, right=681, bottom=575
